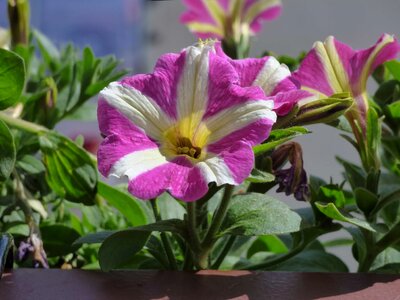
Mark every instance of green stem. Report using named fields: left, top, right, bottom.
left=375, top=222, right=400, bottom=254
left=198, top=184, right=234, bottom=269
left=150, top=199, right=178, bottom=270
left=186, top=202, right=202, bottom=253
left=13, top=171, right=48, bottom=268
left=357, top=227, right=378, bottom=273
left=0, top=112, right=48, bottom=134
left=211, top=235, right=236, bottom=270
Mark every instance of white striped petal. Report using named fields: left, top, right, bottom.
left=204, top=100, right=276, bottom=144
left=177, top=44, right=211, bottom=138
left=252, top=57, right=290, bottom=95
left=100, top=82, right=173, bottom=141
left=110, top=148, right=168, bottom=180
left=197, top=155, right=236, bottom=186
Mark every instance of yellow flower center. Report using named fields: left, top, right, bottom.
left=161, top=116, right=210, bottom=161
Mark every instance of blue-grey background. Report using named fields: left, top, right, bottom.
left=2, top=0, right=400, bottom=271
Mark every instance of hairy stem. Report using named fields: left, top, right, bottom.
left=150, top=199, right=178, bottom=270
left=211, top=235, right=236, bottom=270
left=13, top=171, right=48, bottom=268
left=0, top=112, right=47, bottom=134
left=198, top=184, right=234, bottom=269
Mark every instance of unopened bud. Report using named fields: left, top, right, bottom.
left=271, top=142, right=309, bottom=201
left=8, top=0, right=30, bottom=47
left=292, top=93, right=353, bottom=126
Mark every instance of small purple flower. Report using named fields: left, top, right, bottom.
left=180, top=0, right=282, bottom=42
left=17, top=240, right=34, bottom=262
left=17, top=234, right=49, bottom=268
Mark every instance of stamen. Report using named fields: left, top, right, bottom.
left=175, top=137, right=202, bottom=159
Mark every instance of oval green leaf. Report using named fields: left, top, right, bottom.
left=0, top=49, right=25, bottom=110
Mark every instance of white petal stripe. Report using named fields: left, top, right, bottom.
left=109, top=148, right=168, bottom=180
left=253, top=57, right=290, bottom=95
left=204, top=100, right=276, bottom=144
left=177, top=45, right=211, bottom=137
left=100, top=82, right=173, bottom=141
left=197, top=155, right=236, bottom=186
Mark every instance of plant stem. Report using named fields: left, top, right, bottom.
left=0, top=112, right=47, bottom=134
left=198, top=184, right=235, bottom=269
left=211, top=235, right=236, bottom=270
left=13, top=171, right=48, bottom=268
left=376, top=222, right=400, bottom=254
left=150, top=199, right=178, bottom=270
left=186, top=202, right=202, bottom=253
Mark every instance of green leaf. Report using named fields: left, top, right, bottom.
left=386, top=60, right=400, bottom=81
left=253, top=126, right=309, bottom=155
left=371, top=247, right=400, bottom=271
left=39, top=132, right=97, bottom=205
left=0, top=49, right=25, bottom=110
left=270, top=250, right=348, bottom=272
left=97, top=181, right=147, bottom=226
left=374, top=80, right=400, bottom=104
left=157, top=193, right=186, bottom=220
left=373, top=263, right=400, bottom=274
left=354, top=187, right=378, bottom=215
left=73, top=230, right=116, bottom=246
left=387, top=101, right=400, bottom=119
left=98, top=219, right=185, bottom=271
left=319, top=185, right=346, bottom=208
left=247, top=235, right=288, bottom=258
left=16, top=154, right=45, bottom=175
left=222, top=193, right=302, bottom=236
left=33, top=30, right=60, bottom=70
left=0, top=120, right=16, bottom=181
left=99, top=229, right=150, bottom=271
left=315, top=202, right=376, bottom=232
left=75, top=219, right=185, bottom=246
left=336, top=157, right=366, bottom=190
left=40, top=224, right=81, bottom=257
left=246, top=169, right=275, bottom=183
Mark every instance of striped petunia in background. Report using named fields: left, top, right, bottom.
left=180, top=0, right=282, bottom=42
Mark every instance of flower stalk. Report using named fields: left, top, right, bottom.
left=150, top=199, right=178, bottom=270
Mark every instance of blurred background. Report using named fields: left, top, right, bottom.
left=1, top=0, right=399, bottom=270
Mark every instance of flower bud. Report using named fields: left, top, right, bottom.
left=292, top=93, right=353, bottom=126
left=8, top=0, right=30, bottom=47
left=271, top=142, right=309, bottom=201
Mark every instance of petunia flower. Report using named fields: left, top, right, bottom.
left=97, top=41, right=278, bottom=202
left=293, top=34, right=399, bottom=134
left=180, top=0, right=282, bottom=42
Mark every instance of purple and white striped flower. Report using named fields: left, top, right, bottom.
left=97, top=42, right=278, bottom=202
left=180, top=0, right=282, bottom=41
left=293, top=34, right=399, bottom=132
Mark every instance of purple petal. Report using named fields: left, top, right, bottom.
left=121, top=52, right=186, bottom=119
left=97, top=100, right=158, bottom=177
left=217, top=142, right=255, bottom=184
left=204, top=51, right=268, bottom=118
left=249, top=5, right=282, bottom=33
left=128, top=156, right=208, bottom=202
left=207, top=118, right=274, bottom=153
